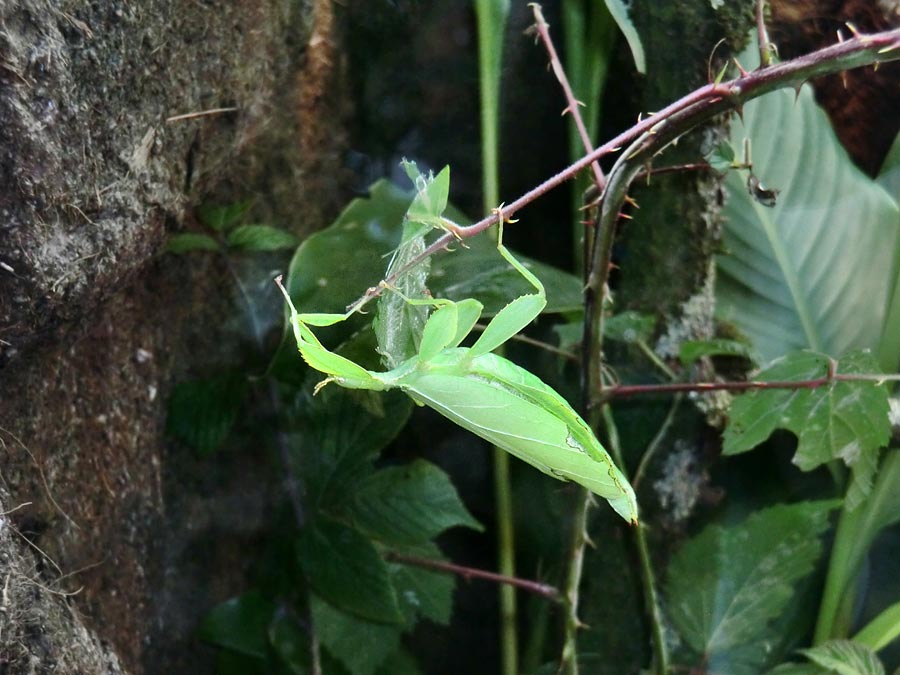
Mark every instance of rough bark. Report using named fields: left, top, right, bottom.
left=0, top=0, right=348, bottom=672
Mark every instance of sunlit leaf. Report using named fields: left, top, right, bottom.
left=716, top=83, right=900, bottom=370
left=666, top=501, right=838, bottom=675
left=800, top=640, right=885, bottom=675
left=296, top=518, right=402, bottom=624
left=723, top=350, right=890, bottom=508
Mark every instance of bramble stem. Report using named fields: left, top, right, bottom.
left=348, top=25, right=900, bottom=314
left=385, top=552, right=563, bottom=603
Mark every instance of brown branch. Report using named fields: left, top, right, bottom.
left=530, top=3, right=605, bottom=194
left=384, top=551, right=563, bottom=603
left=606, top=370, right=900, bottom=399
left=346, top=26, right=900, bottom=314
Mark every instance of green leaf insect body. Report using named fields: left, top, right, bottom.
left=278, top=220, right=638, bottom=524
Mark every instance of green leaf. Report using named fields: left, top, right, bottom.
left=167, top=372, right=247, bottom=456
left=666, top=501, right=838, bottom=675
left=348, top=460, right=482, bottom=546
left=166, top=232, right=220, bottom=254
left=604, top=311, right=655, bottom=343
left=876, top=131, right=900, bottom=200
left=311, top=594, right=402, bottom=675
left=679, top=338, right=757, bottom=367
left=603, top=0, right=645, bottom=74
left=375, top=649, right=422, bottom=675
left=405, top=164, right=450, bottom=227
left=854, top=601, right=900, bottom=652
left=800, top=640, right=885, bottom=675
left=296, top=518, right=403, bottom=624
left=197, top=200, right=254, bottom=231
left=198, top=592, right=276, bottom=658
left=716, top=83, right=900, bottom=369
left=226, top=225, right=299, bottom=251
left=722, top=351, right=890, bottom=508
left=388, top=543, right=455, bottom=626
left=768, top=664, right=827, bottom=675
left=706, top=141, right=736, bottom=174
left=268, top=611, right=310, bottom=674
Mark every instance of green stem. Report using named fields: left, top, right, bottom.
left=559, top=486, right=592, bottom=675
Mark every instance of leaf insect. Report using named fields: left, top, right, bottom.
left=276, top=202, right=638, bottom=525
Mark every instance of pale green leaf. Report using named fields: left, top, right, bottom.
left=603, top=0, right=645, bottom=74
left=349, top=460, right=482, bottom=545
left=311, top=594, right=401, bottom=675
left=226, top=224, right=299, bottom=251
left=801, top=640, right=885, bottom=675
left=666, top=501, right=838, bottom=674
left=166, top=232, right=220, bottom=254
left=296, top=518, right=403, bottom=624
left=722, top=350, right=890, bottom=508
left=854, top=601, right=900, bottom=652
left=716, top=84, right=900, bottom=369
left=876, top=131, right=900, bottom=200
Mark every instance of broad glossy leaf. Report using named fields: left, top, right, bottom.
left=226, top=225, right=299, bottom=251
left=666, top=501, right=838, bottom=675
left=723, top=351, right=890, bottom=508
left=296, top=518, right=402, bottom=624
left=166, top=232, right=220, bottom=254
left=348, top=460, right=482, bottom=545
left=198, top=592, right=276, bottom=658
left=800, top=640, right=885, bottom=675
left=716, top=84, right=900, bottom=368
left=311, top=594, right=402, bottom=675
left=875, top=132, right=900, bottom=371
left=167, top=372, right=247, bottom=456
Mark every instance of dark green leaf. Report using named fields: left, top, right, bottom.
left=679, top=338, right=757, bottom=367
left=800, top=640, right=885, bottom=675
left=268, top=611, right=310, bottom=674
left=311, top=594, right=402, bottom=675
left=167, top=372, right=247, bottom=456
left=297, top=518, right=402, bottom=624
left=388, top=543, right=455, bottom=626
left=722, top=351, right=890, bottom=508
left=198, top=592, right=276, bottom=658
left=214, top=651, right=269, bottom=675
left=197, top=200, right=254, bottom=231
left=768, top=663, right=826, bottom=675
left=166, top=233, right=220, bottom=254
left=375, top=649, right=422, bottom=675
left=349, top=460, right=482, bottom=545
left=226, top=225, right=299, bottom=251
left=666, top=501, right=838, bottom=675
left=716, top=81, right=900, bottom=368
left=604, top=311, right=655, bottom=343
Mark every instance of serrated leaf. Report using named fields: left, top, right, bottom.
left=226, top=225, right=299, bottom=251
left=706, top=141, right=736, bottom=174
left=604, top=311, right=655, bottom=343
left=801, top=640, right=885, bottom=675
left=722, top=351, right=890, bottom=507
left=268, top=611, right=310, bottom=674
left=167, top=372, right=247, bottom=456
left=716, top=82, right=900, bottom=369
left=666, top=501, right=838, bottom=674
left=348, top=460, right=482, bottom=546
left=297, top=518, right=402, bottom=624
left=197, top=200, right=254, bottom=231
left=603, top=0, right=645, bottom=74
left=166, top=232, right=220, bottom=254
left=679, top=338, right=757, bottom=367
left=388, top=543, right=455, bottom=626
left=198, top=592, right=276, bottom=658
left=311, top=594, right=402, bottom=675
